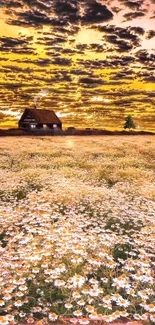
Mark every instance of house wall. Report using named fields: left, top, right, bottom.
left=19, top=111, right=37, bottom=129
left=39, top=124, right=62, bottom=129
left=19, top=110, right=62, bottom=130
left=19, top=122, right=62, bottom=130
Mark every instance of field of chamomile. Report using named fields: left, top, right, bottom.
left=0, top=136, right=155, bottom=325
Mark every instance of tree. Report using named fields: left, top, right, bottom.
left=124, top=115, right=136, bottom=130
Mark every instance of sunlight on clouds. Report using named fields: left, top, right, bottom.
left=91, top=97, right=112, bottom=103
left=57, top=112, right=72, bottom=118
left=92, top=97, right=103, bottom=102
left=0, top=109, right=21, bottom=119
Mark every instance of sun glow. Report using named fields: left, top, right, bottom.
left=92, top=97, right=103, bottom=102
left=103, top=99, right=112, bottom=103
left=76, top=28, right=102, bottom=45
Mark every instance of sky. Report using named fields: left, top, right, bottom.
left=0, top=0, right=155, bottom=130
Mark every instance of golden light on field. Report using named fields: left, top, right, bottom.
left=65, top=139, right=75, bottom=148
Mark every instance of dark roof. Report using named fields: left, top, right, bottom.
left=24, top=108, right=62, bottom=124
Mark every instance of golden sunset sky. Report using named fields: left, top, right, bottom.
left=0, top=0, right=155, bottom=130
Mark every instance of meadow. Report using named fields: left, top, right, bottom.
left=0, top=136, right=155, bottom=325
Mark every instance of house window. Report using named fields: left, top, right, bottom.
left=53, top=124, right=58, bottom=129
left=43, top=124, right=47, bottom=128
left=30, top=124, right=36, bottom=129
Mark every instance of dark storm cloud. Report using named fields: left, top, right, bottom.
left=31, top=75, right=56, bottom=83
left=123, top=11, right=145, bottom=21
left=37, top=36, right=67, bottom=46
left=129, top=27, right=145, bottom=35
left=0, top=36, right=35, bottom=54
left=2, top=0, right=22, bottom=8
left=52, top=0, right=79, bottom=24
left=147, top=92, right=155, bottom=98
left=51, top=57, right=72, bottom=66
left=2, top=0, right=113, bottom=27
left=123, top=1, right=143, bottom=10
left=144, top=76, right=155, bottom=83
left=77, top=59, right=109, bottom=69
left=75, top=44, right=90, bottom=54
left=77, top=54, right=135, bottom=69
left=105, top=35, right=133, bottom=52
left=1, top=0, right=51, bottom=10
left=105, top=80, right=129, bottom=86
left=10, top=57, right=52, bottom=66
left=136, top=50, right=155, bottom=64
left=61, top=48, right=80, bottom=54
left=79, top=77, right=105, bottom=85
left=81, top=1, right=113, bottom=24
left=70, top=69, right=92, bottom=76
left=46, top=37, right=67, bottom=45
left=32, top=58, right=52, bottom=66
left=0, top=58, right=9, bottom=61
left=88, top=43, right=104, bottom=53
left=115, top=28, right=141, bottom=43
left=7, top=10, right=54, bottom=27
left=0, top=82, right=28, bottom=89
left=45, top=51, right=61, bottom=57
left=114, top=99, right=133, bottom=106
left=111, top=6, right=122, bottom=13
left=60, top=74, right=72, bottom=82
left=1, top=65, right=34, bottom=73
left=97, top=25, right=141, bottom=52
left=51, top=25, right=79, bottom=35
left=111, top=69, right=135, bottom=80
left=146, top=30, right=155, bottom=39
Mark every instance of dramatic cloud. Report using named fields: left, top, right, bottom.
left=0, top=36, right=35, bottom=54
left=0, top=0, right=155, bottom=130
left=123, top=1, right=143, bottom=10
left=123, top=11, right=145, bottom=21
left=82, top=1, right=113, bottom=24
left=146, top=30, right=155, bottom=39
left=1, top=0, right=113, bottom=27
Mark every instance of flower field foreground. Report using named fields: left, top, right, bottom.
left=0, top=136, right=155, bottom=325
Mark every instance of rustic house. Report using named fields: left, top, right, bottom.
left=19, top=108, right=62, bottom=130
